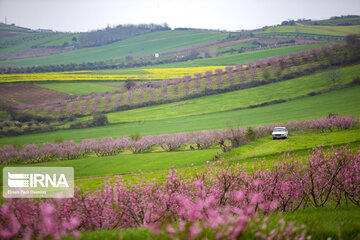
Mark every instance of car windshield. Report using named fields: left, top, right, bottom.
left=273, top=128, right=285, bottom=132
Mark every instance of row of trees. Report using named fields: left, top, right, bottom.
left=1, top=143, right=359, bottom=239
left=1, top=116, right=357, bottom=164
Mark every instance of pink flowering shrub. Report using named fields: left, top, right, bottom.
left=128, top=135, right=155, bottom=153
left=183, top=75, right=192, bottom=96
left=225, top=66, right=235, bottom=85
left=156, top=133, right=189, bottom=152
left=0, top=199, right=80, bottom=239
left=205, top=70, right=214, bottom=89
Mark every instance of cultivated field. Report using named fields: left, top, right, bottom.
left=0, top=83, right=69, bottom=105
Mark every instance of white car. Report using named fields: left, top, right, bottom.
left=272, top=127, right=288, bottom=140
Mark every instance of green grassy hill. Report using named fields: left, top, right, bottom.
left=0, top=30, right=227, bottom=66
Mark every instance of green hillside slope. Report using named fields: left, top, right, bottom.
left=0, top=30, right=227, bottom=66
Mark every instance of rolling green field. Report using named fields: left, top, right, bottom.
left=147, top=43, right=331, bottom=68
left=255, top=24, right=360, bottom=36
left=0, top=30, right=227, bottom=66
left=1, top=85, right=359, bottom=147
left=103, top=64, right=360, bottom=123
left=36, top=82, right=120, bottom=95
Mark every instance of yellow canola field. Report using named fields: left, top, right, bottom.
left=0, top=66, right=229, bottom=83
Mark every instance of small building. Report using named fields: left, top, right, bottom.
left=154, top=53, right=160, bottom=58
